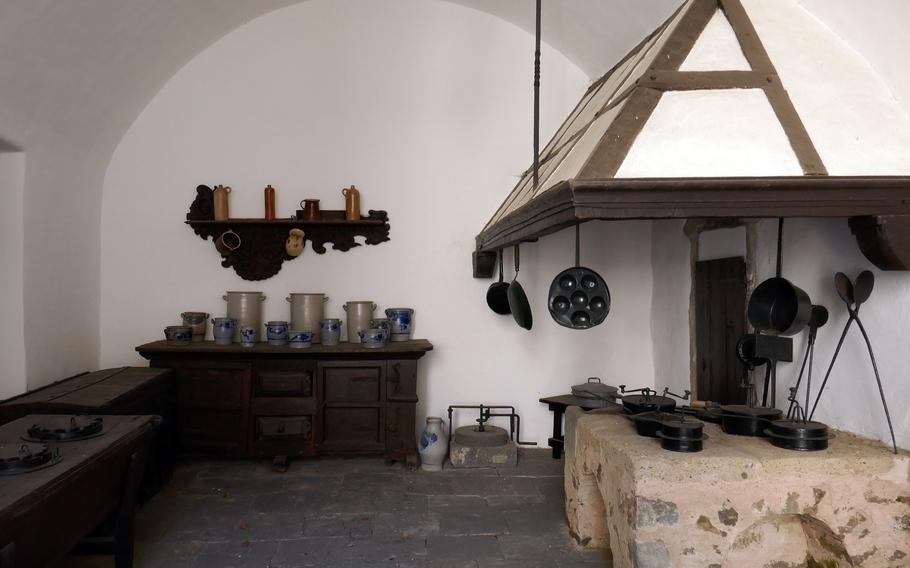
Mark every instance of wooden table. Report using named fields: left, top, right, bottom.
left=0, top=415, right=156, bottom=567
left=0, top=367, right=176, bottom=495
left=136, top=340, right=433, bottom=464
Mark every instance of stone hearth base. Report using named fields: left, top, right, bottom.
left=564, top=408, right=910, bottom=568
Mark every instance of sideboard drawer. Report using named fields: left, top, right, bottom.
left=255, top=371, right=313, bottom=397
left=256, top=416, right=312, bottom=440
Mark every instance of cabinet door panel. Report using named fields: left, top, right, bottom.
left=386, top=360, right=418, bottom=402
left=322, top=366, right=382, bottom=402
left=321, top=407, right=383, bottom=451
left=174, top=362, right=251, bottom=455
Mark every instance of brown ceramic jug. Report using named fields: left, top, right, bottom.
left=213, top=185, right=231, bottom=221
left=300, top=199, right=321, bottom=221
left=343, top=185, right=361, bottom=221
left=264, top=185, right=276, bottom=220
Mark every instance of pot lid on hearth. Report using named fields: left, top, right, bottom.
left=474, top=0, right=910, bottom=275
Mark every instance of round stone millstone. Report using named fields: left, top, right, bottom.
left=452, top=425, right=510, bottom=447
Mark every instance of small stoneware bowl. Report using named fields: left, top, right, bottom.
left=288, top=330, right=314, bottom=349
left=265, top=321, right=289, bottom=346
left=240, top=327, right=257, bottom=347
left=164, top=325, right=192, bottom=346
left=358, top=327, right=388, bottom=349
left=369, top=318, right=390, bottom=336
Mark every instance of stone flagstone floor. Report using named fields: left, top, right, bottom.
left=58, top=449, right=611, bottom=567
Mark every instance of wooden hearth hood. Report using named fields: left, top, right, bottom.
left=473, top=0, right=910, bottom=277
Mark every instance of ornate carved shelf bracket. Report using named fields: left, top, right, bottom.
left=186, top=185, right=391, bottom=281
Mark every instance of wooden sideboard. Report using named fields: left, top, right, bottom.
left=135, top=340, right=432, bottom=463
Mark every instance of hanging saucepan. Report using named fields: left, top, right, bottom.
left=508, top=245, right=533, bottom=330
left=486, top=250, right=511, bottom=315
left=747, top=277, right=812, bottom=336
left=548, top=225, right=610, bottom=329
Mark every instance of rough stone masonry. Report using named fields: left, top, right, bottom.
left=564, top=408, right=910, bottom=568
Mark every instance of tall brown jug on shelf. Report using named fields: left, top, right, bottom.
left=264, top=184, right=276, bottom=220
left=343, top=185, right=361, bottom=221
left=213, top=185, right=231, bottom=220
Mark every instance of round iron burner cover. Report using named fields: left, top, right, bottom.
left=622, top=395, right=676, bottom=414
left=764, top=419, right=834, bottom=452
left=0, top=443, right=62, bottom=476
left=23, top=416, right=105, bottom=443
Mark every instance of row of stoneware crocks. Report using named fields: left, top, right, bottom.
left=165, top=306, right=414, bottom=348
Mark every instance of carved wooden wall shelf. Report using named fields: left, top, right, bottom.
left=187, top=185, right=390, bottom=281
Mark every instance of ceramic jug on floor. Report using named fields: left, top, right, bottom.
left=419, top=417, right=448, bottom=472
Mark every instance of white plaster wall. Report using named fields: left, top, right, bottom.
left=650, top=221, right=691, bottom=395
left=698, top=227, right=746, bottom=262
left=0, top=151, right=27, bottom=398
left=99, top=0, right=656, bottom=444
left=744, top=0, right=910, bottom=175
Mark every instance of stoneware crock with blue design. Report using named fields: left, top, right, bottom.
left=289, top=330, right=314, bottom=349
left=385, top=308, right=414, bottom=342
left=265, top=321, right=289, bottom=346
left=320, top=319, right=342, bottom=346
left=369, top=318, right=390, bottom=336
left=164, top=325, right=193, bottom=346
left=418, top=416, right=447, bottom=472
left=212, top=317, right=236, bottom=345
left=240, top=326, right=257, bottom=347
left=358, top=327, right=388, bottom=349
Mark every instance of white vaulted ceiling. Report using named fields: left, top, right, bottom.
left=1, top=0, right=909, bottom=386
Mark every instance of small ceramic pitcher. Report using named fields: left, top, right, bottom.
left=240, top=326, right=257, bottom=347
left=181, top=311, right=209, bottom=342
left=419, top=417, right=448, bottom=472
left=211, top=317, right=236, bottom=345
left=265, top=321, right=289, bottom=346
left=320, top=319, right=342, bottom=346
left=286, top=228, right=306, bottom=257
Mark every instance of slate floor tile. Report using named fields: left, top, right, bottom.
left=427, top=535, right=503, bottom=562
left=58, top=450, right=609, bottom=567
left=193, top=539, right=278, bottom=568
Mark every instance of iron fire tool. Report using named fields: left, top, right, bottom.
left=445, top=405, right=537, bottom=449
left=764, top=388, right=834, bottom=451
left=786, top=305, right=829, bottom=420
left=809, top=271, right=898, bottom=454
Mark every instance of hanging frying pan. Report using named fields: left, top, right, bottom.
left=486, top=250, right=511, bottom=315
left=508, top=245, right=533, bottom=330
left=548, top=225, right=610, bottom=329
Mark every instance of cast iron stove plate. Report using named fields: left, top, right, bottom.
left=0, top=442, right=62, bottom=476
left=22, top=416, right=106, bottom=443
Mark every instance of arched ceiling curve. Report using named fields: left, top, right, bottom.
left=1, top=0, right=908, bottom=165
